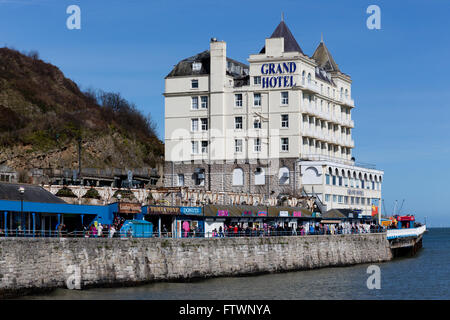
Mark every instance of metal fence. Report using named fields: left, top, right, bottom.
left=0, top=227, right=385, bottom=239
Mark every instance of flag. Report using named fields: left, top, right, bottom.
left=371, top=205, right=378, bottom=217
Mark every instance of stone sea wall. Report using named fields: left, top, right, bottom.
left=0, top=234, right=392, bottom=298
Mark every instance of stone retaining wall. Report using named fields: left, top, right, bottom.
left=0, top=234, right=392, bottom=298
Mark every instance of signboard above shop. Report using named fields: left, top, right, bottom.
left=147, top=206, right=180, bottom=215
left=218, top=210, right=229, bottom=217
left=118, top=202, right=142, bottom=214
left=180, top=207, right=202, bottom=215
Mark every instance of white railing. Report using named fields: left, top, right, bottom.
left=386, top=225, right=426, bottom=240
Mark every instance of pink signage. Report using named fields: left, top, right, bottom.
left=293, top=211, right=302, bottom=217
left=218, top=210, right=229, bottom=216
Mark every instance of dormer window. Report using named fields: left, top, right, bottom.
left=192, top=62, right=202, bottom=71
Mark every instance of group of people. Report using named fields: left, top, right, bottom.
left=207, top=221, right=383, bottom=238
left=83, top=216, right=128, bottom=238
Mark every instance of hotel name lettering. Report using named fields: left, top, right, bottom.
left=261, top=62, right=296, bottom=88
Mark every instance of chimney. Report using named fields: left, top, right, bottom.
left=210, top=39, right=226, bottom=92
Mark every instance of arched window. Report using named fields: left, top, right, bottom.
left=279, top=167, right=290, bottom=185
left=302, top=71, right=306, bottom=84
left=345, top=89, right=348, bottom=99
left=232, top=168, right=244, bottom=186
left=254, top=167, right=265, bottom=185
left=307, top=73, right=311, bottom=84
left=340, top=87, right=344, bottom=99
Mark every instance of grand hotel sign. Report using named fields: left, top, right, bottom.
left=261, top=62, right=296, bottom=88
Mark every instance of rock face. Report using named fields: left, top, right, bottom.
left=0, top=234, right=392, bottom=298
left=0, top=47, right=163, bottom=176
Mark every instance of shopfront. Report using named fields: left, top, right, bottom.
left=175, top=206, right=204, bottom=238
left=145, top=205, right=179, bottom=237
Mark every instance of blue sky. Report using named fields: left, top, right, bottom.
left=1, top=0, right=449, bottom=226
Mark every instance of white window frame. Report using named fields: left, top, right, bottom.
left=281, top=92, right=289, bottom=105
left=235, top=94, right=243, bottom=107
left=177, top=174, right=185, bottom=186
left=191, top=96, right=199, bottom=109
left=191, top=118, right=199, bottom=132
left=254, top=93, right=261, bottom=107
left=201, top=96, right=208, bottom=109
left=235, top=139, right=243, bottom=153
left=254, top=138, right=261, bottom=152
left=201, top=141, right=208, bottom=154
left=281, top=137, right=289, bottom=152
left=235, top=116, right=243, bottom=130
left=281, top=114, right=289, bottom=128
left=191, top=79, right=199, bottom=89
left=200, top=118, right=208, bottom=131
left=254, top=76, right=261, bottom=85
left=191, top=141, right=199, bottom=154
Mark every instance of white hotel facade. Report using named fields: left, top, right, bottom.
left=164, top=20, right=383, bottom=216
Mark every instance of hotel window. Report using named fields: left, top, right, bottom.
left=191, top=79, right=199, bottom=89
left=325, top=194, right=330, bottom=202
left=201, top=96, right=208, bottom=108
left=281, top=92, right=289, bottom=105
left=235, top=94, right=243, bottom=107
left=201, top=141, right=208, bottom=154
left=344, top=177, right=349, bottom=187
left=333, top=195, right=337, bottom=203
left=355, top=197, right=360, bottom=205
left=338, top=177, right=343, bottom=186
left=361, top=180, right=365, bottom=189
left=302, top=71, right=305, bottom=84
left=235, top=139, right=243, bottom=153
left=281, top=114, right=289, bottom=128
left=253, top=118, right=261, bottom=129
left=177, top=174, right=185, bottom=186
left=254, top=76, right=261, bottom=85
left=344, top=196, right=349, bottom=204
left=332, top=175, right=336, bottom=186
left=351, top=196, right=355, bottom=205
left=201, top=118, right=208, bottom=131
left=254, top=93, right=261, bottom=106
left=325, top=174, right=330, bottom=185
left=254, top=138, right=261, bottom=152
left=307, top=73, right=311, bottom=84
left=191, top=141, right=199, bottom=154
left=191, top=118, right=199, bottom=131
left=361, top=198, right=366, bottom=205
left=372, top=181, right=375, bottom=190
left=338, top=195, right=343, bottom=204
left=350, top=177, right=354, bottom=188
left=191, top=96, right=199, bottom=110
left=281, top=138, right=289, bottom=152
left=235, top=117, right=243, bottom=130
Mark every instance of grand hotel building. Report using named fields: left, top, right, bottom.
left=164, top=20, right=384, bottom=216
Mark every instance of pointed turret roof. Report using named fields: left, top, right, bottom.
left=259, top=21, right=304, bottom=54
left=311, top=39, right=340, bottom=72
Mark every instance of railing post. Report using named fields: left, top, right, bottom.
left=4, top=211, right=7, bottom=237
left=32, top=212, right=35, bottom=237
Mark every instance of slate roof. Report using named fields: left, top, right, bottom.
left=259, top=21, right=304, bottom=54
left=166, top=50, right=249, bottom=78
left=311, top=41, right=340, bottom=73
left=0, top=182, right=66, bottom=204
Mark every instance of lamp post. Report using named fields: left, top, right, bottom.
left=18, top=187, right=24, bottom=235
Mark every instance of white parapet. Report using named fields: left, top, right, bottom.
left=386, top=225, right=426, bottom=240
